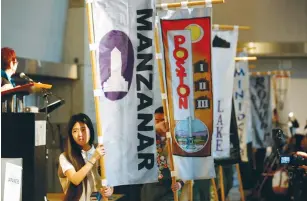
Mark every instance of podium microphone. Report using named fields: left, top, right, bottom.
left=19, top=72, right=34, bottom=82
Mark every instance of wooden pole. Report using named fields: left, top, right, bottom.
left=248, top=64, right=256, bottom=69
left=189, top=180, right=193, bottom=201
left=235, top=56, right=257, bottom=61
left=156, top=0, right=224, bottom=9
left=154, top=26, right=179, bottom=201
left=211, top=178, right=219, bottom=201
left=235, top=164, right=246, bottom=201
left=182, top=180, right=194, bottom=201
left=219, top=166, right=225, bottom=201
left=250, top=70, right=291, bottom=76
left=85, top=2, right=108, bottom=201
left=213, top=24, right=251, bottom=31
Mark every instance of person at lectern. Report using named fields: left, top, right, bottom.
left=1, top=47, right=18, bottom=91
left=58, top=113, right=114, bottom=200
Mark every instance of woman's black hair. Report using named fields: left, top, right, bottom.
left=63, top=113, right=95, bottom=201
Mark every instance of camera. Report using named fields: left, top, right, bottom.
left=272, top=128, right=307, bottom=201
left=272, top=128, right=307, bottom=167
left=280, top=155, right=307, bottom=166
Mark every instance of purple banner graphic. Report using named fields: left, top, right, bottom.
left=99, top=30, right=134, bottom=101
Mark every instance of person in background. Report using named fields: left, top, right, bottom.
left=288, top=113, right=299, bottom=136
left=192, top=179, right=211, bottom=201
left=1, top=47, right=18, bottom=91
left=58, top=113, right=113, bottom=201
left=141, top=107, right=184, bottom=201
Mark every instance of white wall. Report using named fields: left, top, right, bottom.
left=289, top=78, right=307, bottom=130
left=45, top=7, right=95, bottom=123
left=160, top=0, right=307, bottom=42
left=1, top=0, right=69, bottom=62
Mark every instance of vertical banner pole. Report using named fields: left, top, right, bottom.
left=85, top=2, right=108, bottom=201
left=154, top=26, right=179, bottom=201
left=211, top=178, right=219, bottom=201
left=187, top=180, right=193, bottom=201
left=219, top=166, right=225, bottom=201
left=189, top=181, right=193, bottom=201
left=236, top=164, right=245, bottom=201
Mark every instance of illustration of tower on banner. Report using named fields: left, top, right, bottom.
left=103, top=47, right=129, bottom=92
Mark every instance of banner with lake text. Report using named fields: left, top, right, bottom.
left=211, top=28, right=238, bottom=160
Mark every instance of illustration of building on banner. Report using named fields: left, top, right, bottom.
left=103, top=47, right=129, bottom=92
left=194, top=60, right=209, bottom=73
left=195, top=78, right=210, bottom=91
left=195, top=96, right=210, bottom=109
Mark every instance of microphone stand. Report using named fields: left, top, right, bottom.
left=41, top=89, right=50, bottom=118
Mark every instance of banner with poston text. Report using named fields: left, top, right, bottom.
left=250, top=75, right=272, bottom=148
left=233, top=52, right=251, bottom=162
left=158, top=8, right=215, bottom=180
left=211, top=28, right=238, bottom=159
left=91, top=0, right=157, bottom=186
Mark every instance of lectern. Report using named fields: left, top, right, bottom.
left=1, top=82, right=52, bottom=201
left=1, top=82, right=52, bottom=113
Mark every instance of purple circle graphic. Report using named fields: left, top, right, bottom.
left=99, top=30, right=134, bottom=101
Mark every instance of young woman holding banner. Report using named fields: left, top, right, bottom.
left=58, top=113, right=113, bottom=201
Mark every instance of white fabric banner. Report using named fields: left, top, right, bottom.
left=168, top=30, right=195, bottom=120
left=91, top=0, right=157, bottom=186
left=250, top=75, right=273, bottom=148
left=233, top=52, right=250, bottom=162
left=211, top=29, right=239, bottom=159
left=273, top=74, right=291, bottom=136
left=158, top=7, right=216, bottom=180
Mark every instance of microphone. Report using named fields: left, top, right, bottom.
left=19, top=72, right=34, bottom=82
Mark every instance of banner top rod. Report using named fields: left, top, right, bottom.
left=249, top=64, right=256, bottom=69
left=235, top=56, right=257, bottom=61
left=156, top=0, right=224, bottom=9
left=213, top=24, right=251, bottom=31
left=250, top=70, right=291, bottom=76
left=237, top=47, right=256, bottom=52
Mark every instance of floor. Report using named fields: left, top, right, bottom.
left=228, top=188, right=241, bottom=201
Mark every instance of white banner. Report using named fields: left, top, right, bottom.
left=250, top=75, right=273, bottom=148
left=233, top=52, right=250, bottom=162
left=272, top=74, right=291, bottom=136
left=212, top=29, right=239, bottom=159
left=168, top=30, right=195, bottom=120
left=92, top=0, right=157, bottom=186
left=158, top=7, right=216, bottom=180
